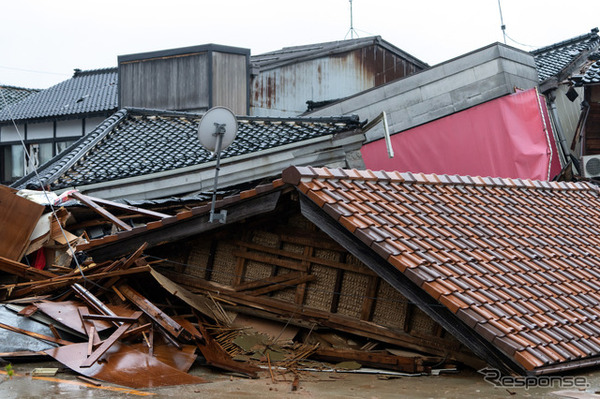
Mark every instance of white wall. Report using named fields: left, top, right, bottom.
left=56, top=119, right=83, bottom=138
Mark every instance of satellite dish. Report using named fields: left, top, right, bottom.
left=197, top=106, right=238, bottom=152
left=197, top=106, right=239, bottom=224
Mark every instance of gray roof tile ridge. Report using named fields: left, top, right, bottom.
left=124, top=107, right=361, bottom=126
left=531, top=28, right=599, bottom=56
left=0, top=84, right=41, bottom=91
left=289, top=166, right=600, bottom=194
left=72, top=67, right=118, bottom=77
left=252, top=36, right=380, bottom=58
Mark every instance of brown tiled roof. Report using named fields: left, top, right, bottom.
left=282, top=165, right=600, bottom=375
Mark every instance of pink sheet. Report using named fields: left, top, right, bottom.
left=361, top=88, right=562, bottom=180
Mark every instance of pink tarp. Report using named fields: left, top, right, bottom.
left=361, top=88, right=562, bottom=181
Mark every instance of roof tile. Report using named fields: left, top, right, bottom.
left=282, top=165, right=600, bottom=374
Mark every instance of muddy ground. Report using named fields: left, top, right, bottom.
left=1, top=361, right=600, bottom=399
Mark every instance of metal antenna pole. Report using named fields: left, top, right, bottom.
left=350, top=0, right=354, bottom=39
left=345, top=0, right=358, bottom=39
left=497, top=0, right=507, bottom=45
left=209, top=122, right=227, bottom=223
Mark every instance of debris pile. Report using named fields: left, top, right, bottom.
left=0, top=185, right=458, bottom=390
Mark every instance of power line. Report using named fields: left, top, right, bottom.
left=0, top=64, right=69, bottom=76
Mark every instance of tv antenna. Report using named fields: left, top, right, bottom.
left=345, top=0, right=358, bottom=39
left=197, top=106, right=238, bottom=223
left=497, top=0, right=507, bottom=44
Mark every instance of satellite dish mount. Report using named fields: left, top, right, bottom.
left=197, top=107, right=238, bottom=223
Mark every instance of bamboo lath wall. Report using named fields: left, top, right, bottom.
left=155, top=211, right=462, bottom=353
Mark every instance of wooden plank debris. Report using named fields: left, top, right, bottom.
left=80, top=311, right=143, bottom=368
left=68, top=191, right=133, bottom=232
left=0, top=186, right=45, bottom=261
left=117, top=284, right=193, bottom=342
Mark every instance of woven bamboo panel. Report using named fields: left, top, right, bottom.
left=186, top=240, right=211, bottom=278
left=251, top=230, right=280, bottom=248
left=270, top=277, right=297, bottom=302
left=313, top=248, right=341, bottom=262
left=303, top=264, right=336, bottom=310
left=281, top=242, right=305, bottom=255
left=345, top=254, right=367, bottom=269
left=287, top=213, right=312, bottom=230
left=371, top=280, right=408, bottom=328
left=210, top=242, right=239, bottom=285
left=244, top=260, right=274, bottom=282
left=409, top=307, right=437, bottom=336
left=337, top=270, right=369, bottom=319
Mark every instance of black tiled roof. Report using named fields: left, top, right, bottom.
left=581, top=59, right=600, bottom=84
left=0, top=85, right=40, bottom=111
left=12, top=108, right=361, bottom=190
left=531, top=28, right=600, bottom=83
left=0, top=68, right=118, bottom=123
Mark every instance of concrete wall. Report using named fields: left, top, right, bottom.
left=308, top=43, right=539, bottom=143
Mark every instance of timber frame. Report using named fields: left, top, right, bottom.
left=124, top=188, right=483, bottom=367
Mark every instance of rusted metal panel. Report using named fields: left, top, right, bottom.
left=45, top=342, right=207, bottom=388
left=35, top=301, right=112, bottom=335
left=250, top=45, right=423, bottom=117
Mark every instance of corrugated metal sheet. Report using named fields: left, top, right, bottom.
left=250, top=45, right=424, bottom=117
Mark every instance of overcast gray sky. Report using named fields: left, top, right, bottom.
left=2, top=0, right=599, bottom=89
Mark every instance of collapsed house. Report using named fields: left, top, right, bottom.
left=4, top=164, right=600, bottom=384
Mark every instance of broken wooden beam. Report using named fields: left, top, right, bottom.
left=247, top=275, right=316, bottom=296
left=68, top=191, right=132, bottom=232
left=5, top=265, right=150, bottom=299
left=80, top=311, right=143, bottom=368
left=176, top=315, right=260, bottom=379
left=117, top=284, right=193, bottom=342
left=0, top=256, right=57, bottom=281
left=313, top=347, right=423, bottom=373
left=0, top=322, right=73, bottom=346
